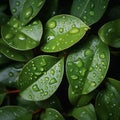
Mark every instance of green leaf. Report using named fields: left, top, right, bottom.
left=9, top=0, right=45, bottom=25
left=41, top=14, right=89, bottom=52
left=0, top=62, right=24, bottom=87
left=40, top=108, right=65, bottom=120
left=72, top=104, right=97, bottom=120
left=1, top=17, right=43, bottom=51
left=0, top=52, right=10, bottom=66
left=0, top=13, right=9, bottom=26
left=0, top=86, right=6, bottom=105
left=0, top=106, right=32, bottom=120
left=66, top=35, right=110, bottom=95
left=98, top=19, right=120, bottom=48
left=70, top=0, right=109, bottom=26
left=95, top=78, right=120, bottom=120
left=18, top=55, right=64, bottom=101
left=0, top=39, right=33, bottom=62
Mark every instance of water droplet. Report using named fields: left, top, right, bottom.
left=40, top=67, right=44, bottom=71
left=91, top=82, right=96, bottom=86
left=83, top=16, right=87, bottom=19
left=108, top=28, right=112, bottom=33
left=100, top=53, right=105, bottom=59
left=40, top=58, right=46, bottom=66
left=12, top=8, right=17, bottom=13
left=18, top=34, right=26, bottom=40
left=49, top=78, right=57, bottom=85
left=25, top=6, right=33, bottom=18
left=75, top=85, right=79, bottom=89
left=109, top=113, right=112, bottom=116
left=32, top=21, right=38, bottom=25
left=11, top=54, right=14, bottom=57
left=16, top=1, right=20, bottom=6
left=44, top=91, right=48, bottom=95
left=8, top=72, right=14, bottom=77
left=5, top=33, right=13, bottom=39
left=62, top=16, right=66, bottom=19
left=74, top=58, right=83, bottom=68
left=80, top=68, right=87, bottom=76
left=91, top=3, right=94, bottom=8
left=35, top=72, right=42, bottom=76
left=85, top=49, right=92, bottom=56
left=89, top=67, right=93, bottom=71
left=48, top=21, right=56, bottom=29
left=45, top=77, right=49, bottom=81
left=40, top=89, right=44, bottom=94
left=32, top=84, right=39, bottom=92
left=89, top=11, right=94, bottom=16
left=37, top=1, right=43, bottom=7
left=55, top=114, right=58, bottom=118
left=47, top=36, right=55, bottom=41
left=59, top=28, right=64, bottom=33
left=71, top=75, right=78, bottom=80
left=32, top=67, right=37, bottom=70
left=50, top=69, right=55, bottom=75
left=69, top=27, right=79, bottom=34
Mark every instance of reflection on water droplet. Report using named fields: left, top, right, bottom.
left=32, top=67, right=36, bottom=70
left=59, top=28, right=64, bottom=33
left=16, top=1, right=20, bottom=6
left=40, top=58, right=46, bottom=66
left=89, top=11, right=94, bottom=16
left=45, top=77, right=49, bottom=81
left=40, top=89, right=44, bottom=93
left=12, top=8, right=17, bottom=13
left=83, top=16, right=87, bottom=19
left=48, top=21, right=56, bottom=29
left=50, top=69, right=55, bottom=75
left=47, top=36, right=55, bottom=41
left=69, top=27, right=79, bottom=34
left=109, top=113, right=112, bottom=116
left=49, top=78, right=57, bottom=84
left=35, top=72, right=42, bottom=76
left=108, top=28, right=112, bottom=33
left=89, top=67, right=93, bottom=71
left=5, top=33, right=13, bottom=39
left=74, top=58, right=83, bottom=68
left=8, top=72, right=14, bottom=77
left=44, top=91, right=48, bottom=95
left=91, top=82, right=96, bottom=86
left=32, top=84, right=39, bottom=92
left=40, top=67, right=44, bottom=71
left=71, top=75, right=78, bottom=80
left=80, top=68, right=87, bottom=76
left=18, top=34, right=26, bottom=40
left=85, top=49, right=92, bottom=56
left=75, top=85, right=79, bottom=89
left=91, top=4, right=94, bottom=8
left=11, top=54, right=14, bottom=57
left=25, top=6, right=33, bottom=18
left=37, top=1, right=43, bottom=7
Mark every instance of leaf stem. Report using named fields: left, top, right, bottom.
left=7, top=89, right=20, bottom=94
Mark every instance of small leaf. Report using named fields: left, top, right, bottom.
left=18, top=55, right=64, bottom=101
left=70, top=0, right=109, bottom=26
left=0, top=62, right=24, bottom=87
left=9, top=0, right=45, bottom=25
left=0, top=106, right=32, bottom=120
left=41, top=14, right=89, bottom=52
left=72, top=104, right=97, bottom=120
left=95, top=78, right=120, bottom=120
left=1, top=17, right=43, bottom=50
left=98, top=19, right=120, bottom=48
left=40, top=108, right=65, bottom=120
left=0, top=39, right=33, bottom=62
left=66, top=35, right=110, bottom=95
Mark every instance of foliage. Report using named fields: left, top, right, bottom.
left=0, top=0, right=120, bottom=119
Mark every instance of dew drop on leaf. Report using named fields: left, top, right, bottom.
left=25, top=6, right=33, bottom=19
left=18, top=34, right=26, bottom=40
left=85, top=49, right=93, bottom=56
left=50, top=69, right=55, bottom=75
left=74, top=58, right=83, bottom=68
left=48, top=21, right=56, bottom=29
left=5, top=33, right=13, bottom=39
left=16, top=1, right=20, bottom=6
left=91, top=82, right=96, bottom=87
left=71, top=75, right=78, bottom=80
left=69, top=27, right=79, bottom=34
left=8, top=72, right=14, bottom=77
left=59, top=28, right=64, bottom=33
left=89, top=11, right=94, bottom=16
left=12, top=8, right=17, bottom=13
left=35, top=72, right=42, bottom=76
left=40, top=58, right=47, bottom=66
left=32, top=84, right=39, bottom=92
left=100, top=53, right=105, bottom=59
left=49, top=78, right=57, bottom=85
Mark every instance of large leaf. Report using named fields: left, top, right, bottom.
left=72, top=104, right=97, bottom=120
left=9, top=0, right=45, bottom=25
left=0, top=62, right=24, bottom=87
left=18, top=55, right=64, bottom=101
left=0, top=39, right=33, bottom=62
left=66, top=35, right=110, bottom=95
left=41, top=14, right=89, bottom=52
left=95, top=78, right=120, bottom=120
left=1, top=17, right=43, bottom=50
left=98, top=19, right=120, bottom=48
left=0, top=106, right=32, bottom=120
left=70, top=0, right=109, bottom=26
left=40, top=108, right=65, bottom=120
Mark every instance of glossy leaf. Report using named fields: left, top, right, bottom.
left=18, top=55, right=64, bottom=101
left=98, top=19, right=120, bottom=48
left=71, top=0, right=109, bottom=26
left=0, top=106, right=32, bottom=120
left=0, top=62, right=24, bottom=87
left=72, top=104, right=97, bottom=120
left=9, top=0, right=45, bottom=25
left=0, top=39, right=33, bottom=62
left=95, top=78, right=120, bottom=120
left=66, top=35, right=110, bottom=95
left=41, top=14, right=89, bottom=52
left=40, top=108, right=65, bottom=120
left=0, top=52, right=10, bottom=66
left=1, top=17, right=43, bottom=50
